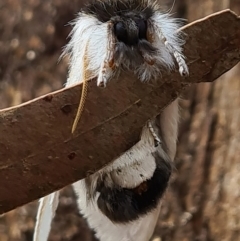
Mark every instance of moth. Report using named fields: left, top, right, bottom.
left=33, top=0, right=188, bottom=241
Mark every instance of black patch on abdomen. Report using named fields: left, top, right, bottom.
left=96, top=151, right=172, bottom=223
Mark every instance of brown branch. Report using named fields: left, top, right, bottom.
left=0, top=10, right=239, bottom=214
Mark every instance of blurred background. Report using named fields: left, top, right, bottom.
left=0, top=0, right=240, bottom=240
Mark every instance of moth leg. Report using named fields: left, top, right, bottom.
left=97, top=23, right=116, bottom=87
left=151, top=22, right=189, bottom=76
left=147, top=120, right=161, bottom=147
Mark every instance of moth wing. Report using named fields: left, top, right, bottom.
left=33, top=191, right=60, bottom=241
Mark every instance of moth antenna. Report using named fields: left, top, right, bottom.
left=97, top=23, right=116, bottom=87
left=71, top=42, right=90, bottom=134
left=153, top=22, right=189, bottom=76
left=165, top=0, right=176, bottom=14
left=147, top=120, right=161, bottom=147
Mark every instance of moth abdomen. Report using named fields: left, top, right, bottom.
left=96, top=151, right=172, bottom=223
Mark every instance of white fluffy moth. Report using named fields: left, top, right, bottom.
left=33, top=0, right=188, bottom=241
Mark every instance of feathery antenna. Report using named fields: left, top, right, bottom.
left=71, top=42, right=90, bottom=133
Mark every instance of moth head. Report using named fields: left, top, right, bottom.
left=83, top=0, right=155, bottom=47
left=64, top=0, right=188, bottom=87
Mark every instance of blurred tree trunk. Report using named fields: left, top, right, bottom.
left=154, top=1, right=240, bottom=241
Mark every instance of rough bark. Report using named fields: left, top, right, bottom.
left=153, top=1, right=240, bottom=241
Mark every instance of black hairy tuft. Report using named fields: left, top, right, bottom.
left=82, top=0, right=161, bottom=46
left=96, top=151, right=172, bottom=223
left=82, top=0, right=155, bottom=23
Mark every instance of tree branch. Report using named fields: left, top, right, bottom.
left=0, top=10, right=239, bottom=214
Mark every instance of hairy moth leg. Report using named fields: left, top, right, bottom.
left=152, top=21, right=189, bottom=76
left=147, top=120, right=161, bottom=147
left=97, top=23, right=116, bottom=87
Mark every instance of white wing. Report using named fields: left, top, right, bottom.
left=33, top=192, right=60, bottom=241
